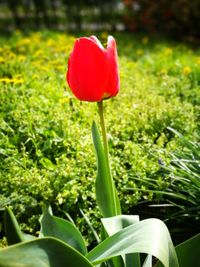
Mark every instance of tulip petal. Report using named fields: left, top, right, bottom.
left=67, top=37, right=109, bottom=102
left=104, top=36, right=120, bottom=98
left=89, top=36, right=104, bottom=49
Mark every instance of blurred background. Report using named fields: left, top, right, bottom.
left=0, top=0, right=200, bottom=41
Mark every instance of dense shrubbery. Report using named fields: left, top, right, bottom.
left=1, top=1, right=200, bottom=41
left=0, top=31, right=199, bottom=244
left=0, top=0, right=121, bottom=32
left=123, top=0, right=200, bottom=40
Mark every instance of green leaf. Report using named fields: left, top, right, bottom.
left=87, top=218, right=179, bottom=267
left=167, top=127, right=199, bottom=157
left=101, top=215, right=140, bottom=267
left=92, top=121, right=121, bottom=218
left=22, top=233, right=36, bottom=241
left=102, top=215, right=140, bottom=235
left=39, top=206, right=87, bottom=255
left=143, top=255, right=152, bottom=267
left=4, top=207, right=25, bottom=245
left=80, top=209, right=100, bottom=243
left=0, top=237, right=94, bottom=267
left=175, top=233, right=200, bottom=267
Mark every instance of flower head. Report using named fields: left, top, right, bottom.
left=183, top=66, right=192, bottom=76
left=67, top=35, right=119, bottom=102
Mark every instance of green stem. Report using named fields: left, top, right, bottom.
left=97, top=101, right=119, bottom=216
left=97, top=101, right=109, bottom=164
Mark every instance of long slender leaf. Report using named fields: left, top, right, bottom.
left=80, top=209, right=100, bottom=243
left=87, top=218, right=179, bottom=267
left=4, top=207, right=26, bottom=245
left=0, top=237, right=94, bottom=267
left=92, top=121, right=121, bottom=218
left=124, top=188, right=196, bottom=205
left=175, top=233, right=200, bottom=267
left=102, top=215, right=140, bottom=267
left=39, top=206, right=87, bottom=255
left=155, top=234, right=200, bottom=267
left=167, top=127, right=199, bottom=157
left=142, top=255, right=152, bottom=267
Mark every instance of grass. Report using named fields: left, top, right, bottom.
left=0, top=30, right=199, bottom=244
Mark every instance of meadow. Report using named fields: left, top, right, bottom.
left=0, top=30, right=199, bottom=246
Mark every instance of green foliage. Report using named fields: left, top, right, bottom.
left=0, top=237, right=93, bottom=267
left=123, top=0, right=200, bottom=39
left=4, top=207, right=26, bottom=245
left=92, top=121, right=121, bottom=217
left=163, top=128, right=200, bottom=212
left=1, top=207, right=180, bottom=267
left=0, top=31, right=199, bottom=243
left=156, top=128, right=200, bottom=237
left=39, top=206, right=87, bottom=254
left=87, top=218, right=179, bottom=267
left=102, top=215, right=140, bottom=267
left=123, top=128, right=200, bottom=243
left=175, top=234, right=200, bottom=267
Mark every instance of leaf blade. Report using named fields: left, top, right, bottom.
left=0, top=237, right=93, bottom=267
left=92, top=121, right=121, bottom=218
left=101, top=215, right=140, bottom=267
left=39, top=206, right=87, bottom=255
left=4, top=207, right=25, bottom=245
left=87, top=218, right=179, bottom=267
left=175, top=233, right=200, bottom=267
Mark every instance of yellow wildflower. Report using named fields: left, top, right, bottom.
left=120, top=71, right=125, bottom=79
left=0, top=77, right=12, bottom=83
left=164, top=48, right=173, bottom=56
left=142, top=37, right=149, bottom=45
left=17, top=38, right=31, bottom=46
left=13, top=78, right=24, bottom=84
left=0, top=75, right=24, bottom=84
left=158, top=68, right=168, bottom=75
left=40, top=66, right=49, bottom=72
left=18, top=55, right=26, bottom=62
left=101, top=32, right=108, bottom=39
left=13, top=74, right=22, bottom=79
left=7, top=51, right=16, bottom=59
left=14, top=29, right=21, bottom=36
left=58, top=35, right=67, bottom=41
left=59, top=97, right=69, bottom=104
left=47, top=39, right=55, bottom=47
left=1, top=45, right=10, bottom=52
left=136, top=49, right=144, bottom=56
left=55, top=65, right=65, bottom=71
left=31, top=32, right=42, bottom=42
left=35, top=50, right=44, bottom=56
left=33, top=75, right=39, bottom=79
left=183, top=66, right=192, bottom=75
left=0, top=56, right=5, bottom=63
left=196, top=57, right=200, bottom=65
left=53, top=46, right=67, bottom=53
left=49, top=60, right=61, bottom=66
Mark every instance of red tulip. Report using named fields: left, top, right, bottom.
left=67, top=35, right=119, bottom=102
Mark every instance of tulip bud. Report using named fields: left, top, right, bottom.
left=67, top=35, right=119, bottom=102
